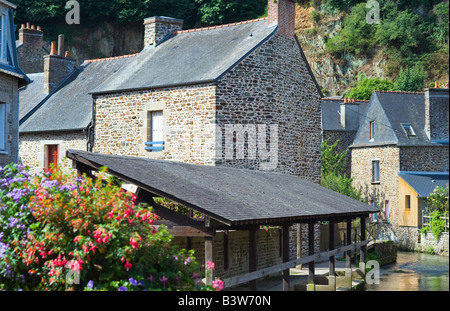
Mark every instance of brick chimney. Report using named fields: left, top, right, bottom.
left=44, top=36, right=76, bottom=94
left=268, top=0, right=296, bottom=39
left=143, top=16, right=184, bottom=47
left=18, top=23, right=43, bottom=48
left=424, top=85, right=449, bottom=141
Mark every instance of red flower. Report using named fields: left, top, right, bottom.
left=124, top=261, right=132, bottom=271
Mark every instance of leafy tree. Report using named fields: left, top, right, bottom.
left=394, top=65, right=427, bottom=92
left=375, top=9, right=425, bottom=57
left=320, top=139, right=362, bottom=200
left=325, top=3, right=376, bottom=55
left=345, top=77, right=395, bottom=100
left=431, top=1, right=449, bottom=48
left=194, top=0, right=266, bottom=25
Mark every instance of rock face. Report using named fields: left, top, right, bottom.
left=294, top=7, right=388, bottom=96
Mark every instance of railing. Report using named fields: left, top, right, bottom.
left=422, top=212, right=449, bottom=233
left=145, top=141, right=165, bottom=152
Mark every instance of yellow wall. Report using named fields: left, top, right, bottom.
left=398, top=177, right=420, bottom=227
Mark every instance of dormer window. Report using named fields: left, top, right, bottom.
left=401, top=124, right=416, bottom=137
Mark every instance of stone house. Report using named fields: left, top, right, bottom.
left=91, top=0, right=323, bottom=183
left=321, top=97, right=368, bottom=176
left=18, top=0, right=325, bottom=271
left=18, top=39, right=134, bottom=172
left=0, top=0, right=29, bottom=167
left=349, top=87, right=449, bottom=250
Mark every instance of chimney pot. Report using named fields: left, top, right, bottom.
left=21, top=24, right=25, bottom=29
left=446, top=82, right=449, bottom=88
left=37, top=26, right=41, bottom=31
left=58, top=34, right=65, bottom=57
left=435, top=81, right=439, bottom=88
left=50, top=41, right=57, bottom=55
left=31, top=25, right=35, bottom=30
left=65, top=51, right=70, bottom=58
left=26, top=22, right=30, bottom=29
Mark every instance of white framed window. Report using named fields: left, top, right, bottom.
left=146, top=110, right=164, bottom=152
left=0, top=103, right=6, bottom=151
left=369, top=121, right=375, bottom=141
left=372, top=160, right=380, bottom=183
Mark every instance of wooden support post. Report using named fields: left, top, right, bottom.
left=205, top=236, right=214, bottom=286
left=249, top=228, right=258, bottom=291
left=329, top=219, right=335, bottom=277
left=308, top=222, right=315, bottom=285
left=360, top=216, right=367, bottom=275
left=346, top=218, right=352, bottom=269
left=282, top=225, right=290, bottom=291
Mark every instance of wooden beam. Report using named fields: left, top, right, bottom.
left=346, top=218, right=352, bottom=269
left=282, top=225, right=290, bottom=291
left=329, top=219, right=335, bottom=277
left=249, top=228, right=258, bottom=291
left=360, top=216, right=367, bottom=273
left=136, top=188, right=213, bottom=236
left=205, top=236, right=214, bottom=286
left=308, top=222, right=315, bottom=284
left=223, top=239, right=370, bottom=288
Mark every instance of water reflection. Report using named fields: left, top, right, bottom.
left=365, top=251, right=449, bottom=291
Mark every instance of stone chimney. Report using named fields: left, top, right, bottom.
left=424, top=84, right=449, bottom=141
left=44, top=37, right=76, bottom=94
left=143, top=16, right=184, bottom=47
left=18, top=23, right=43, bottom=48
left=267, top=0, right=296, bottom=39
left=340, top=99, right=361, bottom=130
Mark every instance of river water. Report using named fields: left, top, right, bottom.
left=365, top=251, right=449, bottom=291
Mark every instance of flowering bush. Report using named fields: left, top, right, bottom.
left=0, top=163, right=219, bottom=291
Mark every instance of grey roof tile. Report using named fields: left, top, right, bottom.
left=398, top=171, right=449, bottom=197
left=67, top=149, right=378, bottom=226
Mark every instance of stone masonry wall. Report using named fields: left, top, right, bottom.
left=19, top=131, right=87, bottom=173
left=0, top=73, right=19, bottom=166
left=216, top=33, right=322, bottom=182
left=400, top=146, right=449, bottom=172
left=351, top=146, right=400, bottom=224
left=94, top=84, right=217, bottom=165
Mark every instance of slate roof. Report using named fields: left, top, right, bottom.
left=92, top=19, right=278, bottom=94
left=321, top=98, right=368, bottom=131
left=351, top=91, right=446, bottom=148
left=398, top=171, right=449, bottom=197
left=19, top=56, right=133, bottom=133
left=67, top=149, right=378, bottom=227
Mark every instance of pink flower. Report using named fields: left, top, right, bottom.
left=124, top=261, right=132, bottom=271
left=159, top=276, right=168, bottom=284
left=206, top=261, right=215, bottom=270
left=212, top=279, right=224, bottom=291
left=130, top=237, right=139, bottom=249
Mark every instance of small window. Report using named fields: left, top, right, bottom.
left=405, top=195, right=411, bottom=210
left=44, top=145, right=58, bottom=172
left=369, top=121, right=375, bottom=141
left=372, top=160, right=380, bottom=183
left=0, top=103, right=5, bottom=151
left=384, top=200, right=390, bottom=221
left=401, top=124, right=416, bottom=137
left=146, top=110, right=164, bottom=152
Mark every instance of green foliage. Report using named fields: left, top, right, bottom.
left=345, top=77, right=395, bottom=100
left=320, top=139, right=362, bottom=200
left=431, top=2, right=449, bottom=48
left=320, top=138, right=348, bottom=176
left=375, top=9, right=426, bottom=58
left=424, top=185, right=449, bottom=241
left=325, top=3, right=376, bottom=55
left=394, top=65, right=427, bottom=92
left=426, top=185, right=449, bottom=214
left=0, top=163, right=220, bottom=291
left=195, top=0, right=267, bottom=25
